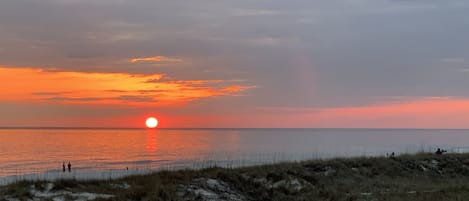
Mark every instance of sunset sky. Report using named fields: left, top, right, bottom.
left=1, top=0, right=469, bottom=128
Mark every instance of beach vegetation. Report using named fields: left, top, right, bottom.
left=3, top=153, right=469, bottom=200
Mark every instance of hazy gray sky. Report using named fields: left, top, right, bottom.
left=1, top=0, right=469, bottom=127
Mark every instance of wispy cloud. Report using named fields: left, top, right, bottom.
left=129, top=56, right=183, bottom=64
left=222, top=86, right=255, bottom=93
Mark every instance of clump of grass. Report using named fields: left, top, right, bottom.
left=1, top=181, right=33, bottom=198
left=51, top=179, right=79, bottom=191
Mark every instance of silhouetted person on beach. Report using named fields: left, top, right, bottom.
left=62, top=162, right=66, bottom=172
left=435, top=148, right=447, bottom=155
left=68, top=161, right=71, bottom=172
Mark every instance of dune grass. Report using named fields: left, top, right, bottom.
left=3, top=153, right=469, bottom=200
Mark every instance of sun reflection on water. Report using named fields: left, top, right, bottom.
left=145, top=129, right=157, bottom=154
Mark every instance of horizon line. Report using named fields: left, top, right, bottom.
left=1, top=126, right=469, bottom=130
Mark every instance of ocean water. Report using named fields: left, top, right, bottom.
left=1, top=128, right=469, bottom=180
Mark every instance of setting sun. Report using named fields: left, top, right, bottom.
left=145, top=117, right=158, bottom=128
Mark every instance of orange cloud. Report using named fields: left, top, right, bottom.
left=129, top=56, right=183, bottom=63
left=0, top=66, right=252, bottom=106
left=222, top=86, right=254, bottom=93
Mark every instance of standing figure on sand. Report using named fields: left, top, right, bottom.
left=386, top=152, right=396, bottom=159
left=435, top=148, right=447, bottom=155
left=62, top=162, right=72, bottom=172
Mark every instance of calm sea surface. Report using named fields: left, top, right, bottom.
left=1, top=128, right=469, bottom=178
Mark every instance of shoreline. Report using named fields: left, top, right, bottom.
left=0, top=157, right=308, bottom=186
left=3, top=152, right=469, bottom=200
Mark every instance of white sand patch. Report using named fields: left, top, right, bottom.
left=360, top=192, right=372, bottom=196
left=272, top=178, right=304, bottom=191
left=30, top=183, right=71, bottom=198
left=70, top=192, right=114, bottom=200
left=179, top=178, right=246, bottom=201
left=52, top=197, right=65, bottom=201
